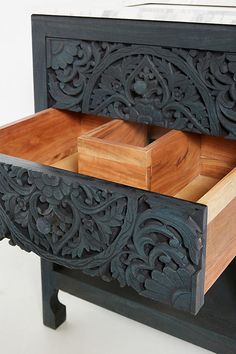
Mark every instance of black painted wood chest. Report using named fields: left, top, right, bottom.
left=1, top=15, right=236, bottom=354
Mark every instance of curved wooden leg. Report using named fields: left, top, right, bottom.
left=41, top=259, right=66, bottom=329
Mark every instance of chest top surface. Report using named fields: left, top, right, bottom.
left=33, top=2, right=236, bottom=25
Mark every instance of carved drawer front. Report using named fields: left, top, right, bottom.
left=47, top=37, right=236, bottom=139
left=1, top=108, right=236, bottom=316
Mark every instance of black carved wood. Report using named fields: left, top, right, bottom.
left=0, top=153, right=206, bottom=314
left=47, top=38, right=236, bottom=139
left=41, top=259, right=66, bottom=329
left=53, top=261, right=236, bottom=354
left=28, top=15, right=236, bottom=352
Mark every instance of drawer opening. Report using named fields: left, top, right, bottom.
left=1, top=108, right=236, bottom=296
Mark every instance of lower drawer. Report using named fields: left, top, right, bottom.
left=0, top=108, right=235, bottom=315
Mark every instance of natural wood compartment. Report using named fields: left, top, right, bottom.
left=1, top=108, right=236, bottom=296
left=77, top=119, right=171, bottom=190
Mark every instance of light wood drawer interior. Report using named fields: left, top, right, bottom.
left=77, top=119, right=171, bottom=190
left=1, top=108, right=236, bottom=296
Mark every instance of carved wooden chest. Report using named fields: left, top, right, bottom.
left=1, top=15, right=236, bottom=353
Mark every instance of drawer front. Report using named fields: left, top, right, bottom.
left=42, top=17, right=236, bottom=139
left=0, top=154, right=206, bottom=314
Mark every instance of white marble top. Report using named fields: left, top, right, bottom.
left=33, top=1, right=236, bottom=25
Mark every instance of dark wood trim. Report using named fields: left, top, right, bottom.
left=32, top=14, right=236, bottom=51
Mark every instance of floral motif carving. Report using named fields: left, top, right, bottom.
left=47, top=38, right=236, bottom=138
left=0, top=158, right=206, bottom=314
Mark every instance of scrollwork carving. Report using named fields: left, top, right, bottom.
left=47, top=38, right=236, bottom=138
left=0, top=158, right=206, bottom=313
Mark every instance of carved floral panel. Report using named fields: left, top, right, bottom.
left=47, top=38, right=236, bottom=138
left=0, top=156, right=206, bottom=314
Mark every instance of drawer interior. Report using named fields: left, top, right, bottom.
left=0, top=108, right=110, bottom=166
left=77, top=119, right=171, bottom=189
left=1, top=108, right=236, bottom=295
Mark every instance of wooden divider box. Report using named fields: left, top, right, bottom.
left=77, top=119, right=173, bottom=190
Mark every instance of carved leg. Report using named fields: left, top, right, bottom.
left=41, top=259, right=66, bottom=329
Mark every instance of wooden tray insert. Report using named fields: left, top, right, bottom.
left=77, top=119, right=171, bottom=190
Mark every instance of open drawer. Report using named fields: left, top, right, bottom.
left=0, top=108, right=236, bottom=315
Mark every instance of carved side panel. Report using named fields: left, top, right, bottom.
left=47, top=38, right=236, bottom=139
left=0, top=155, right=206, bottom=314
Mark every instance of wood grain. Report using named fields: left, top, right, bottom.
left=51, top=153, right=78, bottom=172
left=0, top=108, right=107, bottom=166
left=201, top=135, right=236, bottom=164
left=78, top=120, right=170, bottom=189
left=80, top=114, right=110, bottom=135
left=198, top=167, right=236, bottom=223
left=150, top=131, right=201, bottom=195
left=78, top=123, right=203, bottom=192
left=204, top=197, right=236, bottom=293
left=201, top=135, right=236, bottom=178
left=79, top=153, right=150, bottom=189
left=78, top=136, right=148, bottom=167
left=200, top=158, right=233, bottom=179
left=174, top=175, right=219, bottom=202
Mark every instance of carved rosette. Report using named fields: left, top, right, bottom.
left=0, top=158, right=206, bottom=314
left=47, top=38, right=236, bottom=139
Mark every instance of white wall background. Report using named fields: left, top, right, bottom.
left=0, top=1, right=233, bottom=353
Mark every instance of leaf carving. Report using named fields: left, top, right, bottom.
left=47, top=38, right=236, bottom=139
